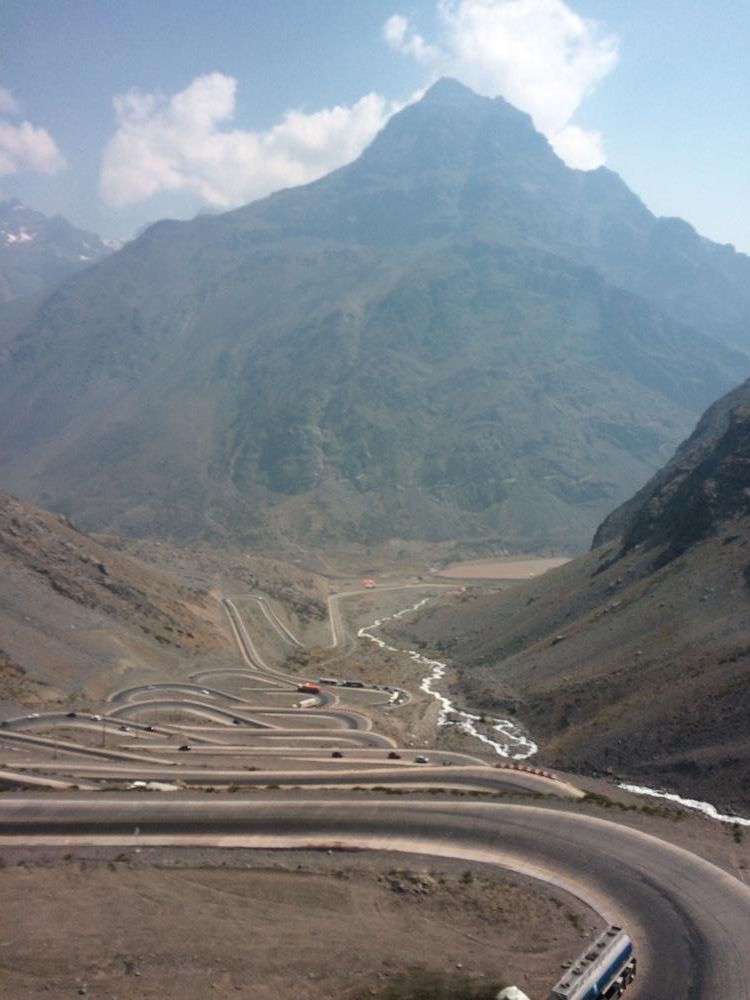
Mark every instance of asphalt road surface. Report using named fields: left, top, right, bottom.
left=2, top=796, right=749, bottom=998
left=3, top=584, right=750, bottom=998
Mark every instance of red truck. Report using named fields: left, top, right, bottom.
left=297, top=683, right=321, bottom=695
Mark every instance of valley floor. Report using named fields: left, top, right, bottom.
left=3, top=540, right=749, bottom=999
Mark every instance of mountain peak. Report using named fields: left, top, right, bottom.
left=0, top=200, right=112, bottom=304
left=349, top=76, right=550, bottom=191
left=420, top=77, right=488, bottom=105
left=418, top=78, right=536, bottom=127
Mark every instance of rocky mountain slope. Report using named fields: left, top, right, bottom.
left=0, top=199, right=112, bottom=304
left=391, top=378, right=750, bottom=812
left=594, top=377, right=750, bottom=559
left=0, top=80, right=748, bottom=552
left=0, top=491, right=228, bottom=711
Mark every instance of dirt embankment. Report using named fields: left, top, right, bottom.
left=0, top=846, right=596, bottom=1000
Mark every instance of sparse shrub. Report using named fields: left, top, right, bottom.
left=582, top=791, right=614, bottom=808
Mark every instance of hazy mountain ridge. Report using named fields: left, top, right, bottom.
left=238, top=80, right=750, bottom=350
left=0, top=80, right=748, bottom=551
left=0, top=199, right=113, bottom=304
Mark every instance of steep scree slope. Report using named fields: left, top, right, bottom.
left=0, top=491, right=226, bottom=707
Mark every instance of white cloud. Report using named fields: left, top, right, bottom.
left=384, top=0, right=618, bottom=169
left=100, top=72, right=404, bottom=209
left=550, top=123, right=606, bottom=170
left=0, top=86, right=65, bottom=177
left=383, top=15, right=439, bottom=62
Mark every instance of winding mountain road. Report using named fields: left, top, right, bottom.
left=2, top=584, right=750, bottom=997
left=2, top=797, right=749, bottom=997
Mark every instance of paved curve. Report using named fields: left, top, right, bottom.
left=2, top=797, right=749, bottom=999
left=8, top=763, right=573, bottom=795
left=5, top=585, right=750, bottom=997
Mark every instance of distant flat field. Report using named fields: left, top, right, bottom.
left=439, top=556, right=570, bottom=579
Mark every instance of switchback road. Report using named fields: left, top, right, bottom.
left=2, top=797, right=749, bottom=998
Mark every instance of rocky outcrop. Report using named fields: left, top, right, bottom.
left=594, top=377, right=750, bottom=561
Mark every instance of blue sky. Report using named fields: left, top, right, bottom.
left=1, top=0, right=748, bottom=252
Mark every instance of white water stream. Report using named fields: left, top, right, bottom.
left=618, top=783, right=750, bottom=827
left=358, top=597, right=537, bottom=760
left=357, top=596, right=750, bottom=824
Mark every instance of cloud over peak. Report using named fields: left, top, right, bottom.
left=99, top=2, right=617, bottom=213
left=384, top=0, right=618, bottom=168
left=100, top=73, right=403, bottom=209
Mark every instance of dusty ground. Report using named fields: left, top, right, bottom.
left=438, top=558, right=570, bottom=580
left=0, top=844, right=597, bottom=1000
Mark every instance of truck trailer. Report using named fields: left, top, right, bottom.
left=547, top=925, right=635, bottom=1000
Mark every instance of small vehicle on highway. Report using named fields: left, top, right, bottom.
left=232, top=717, right=242, bottom=725
left=331, top=751, right=344, bottom=758
left=65, top=711, right=77, bottom=718
left=118, top=725, right=130, bottom=732
left=178, top=744, right=191, bottom=752
left=415, top=755, right=429, bottom=764
left=26, top=713, right=40, bottom=719
left=387, top=751, right=402, bottom=760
